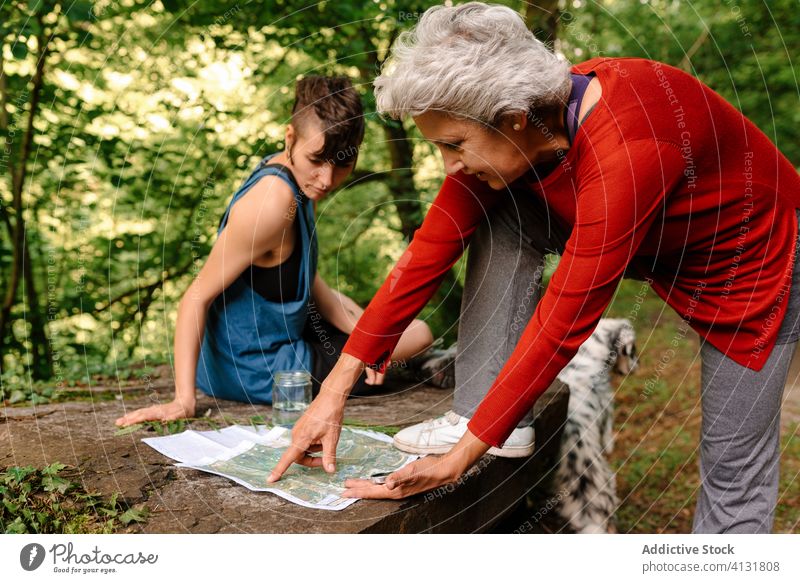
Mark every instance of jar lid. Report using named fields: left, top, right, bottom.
left=274, top=370, right=311, bottom=386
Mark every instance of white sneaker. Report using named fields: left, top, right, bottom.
left=392, top=410, right=535, bottom=458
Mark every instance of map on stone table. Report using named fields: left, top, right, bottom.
left=142, top=425, right=417, bottom=510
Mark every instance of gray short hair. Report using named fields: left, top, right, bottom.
left=374, top=2, right=571, bottom=126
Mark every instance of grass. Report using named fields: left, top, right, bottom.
left=776, top=422, right=800, bottom=532
left=604, top=279, right=799, bottom=533
left=0, top=463, right=148, bottom=534
left=112, top=414, right=401, bottom=437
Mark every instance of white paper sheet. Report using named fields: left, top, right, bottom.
left=142, top=425, right=416, bottom=511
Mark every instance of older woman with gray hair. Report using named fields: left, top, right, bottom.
left=269, top=3, right=800, bottom=533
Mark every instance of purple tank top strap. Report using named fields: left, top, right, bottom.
left=565, top=73, right=594, bottom=144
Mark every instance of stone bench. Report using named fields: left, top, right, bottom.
left=1, top=377, right=568, bottom=533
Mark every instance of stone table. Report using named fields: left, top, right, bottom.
left=1, top=377, right=568, bottom=533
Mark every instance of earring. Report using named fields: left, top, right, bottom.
left=513, top=123, right=521, bottom=131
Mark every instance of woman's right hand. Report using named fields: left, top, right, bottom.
left=267, top=353, right=364, bottom=482
left=114, top=396, right=196, bottom=427
left=266, top=391, right=345, bottom=482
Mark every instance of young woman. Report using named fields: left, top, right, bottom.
left=115, top=76, right=433, bottom=427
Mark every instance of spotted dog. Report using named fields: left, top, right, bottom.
left=552, top=318, right=637, bottom=534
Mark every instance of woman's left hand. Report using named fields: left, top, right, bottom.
left=342, top=454, right=461, bottom=499
left=342, top=427, right=491, bottom=499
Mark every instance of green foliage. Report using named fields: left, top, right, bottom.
left=0, top=463, right=148, bottom=533
left=1, top=0, right=797, bottom=385
left=0, top=357, right=168, bottom=406
left=112, top=418, right=187, bottom=435
left=557, top=0, right=799, bottom=164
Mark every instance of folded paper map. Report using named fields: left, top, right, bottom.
left=142, top=425, right=417, bottom=510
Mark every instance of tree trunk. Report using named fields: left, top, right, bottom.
left=360, top=27, right=425, bottom=242
left=382, top=120, right=425, bottom=242
left=0, top=24, right=49, bottom=374
left=23, top=239, right=53, bottom=378
left=364, top=26, right=463, bottom=340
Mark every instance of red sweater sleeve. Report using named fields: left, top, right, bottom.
left=342, top=171, right=502, bottom=372
left=468, top=140, right=686, bottom=447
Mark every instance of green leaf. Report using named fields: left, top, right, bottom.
left=5, top=517, right=28, bottom=534
left=165, top=419, right=185, bottom=434
left=42, top=475, right=71, bottom=495
left=8, top=389, right=27, bottom=403
left=19, top=20, right=42, bottom=36
left=114, top=423, right=144, bottom=436
left=10, top=41, right=28, bottom=60
left=66, top=0, right=94, bottom=22
left=5, top=466, right=35, bottom=483
left=119, top=506, right=148, bottom=525
left=42, top=462, right=67, bottom=475
left=160, top=0, right=184, bottom=13
left=30, top=393, right=51, bottom=405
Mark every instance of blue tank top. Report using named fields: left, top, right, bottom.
left=196, top=153, right=318, bottom=404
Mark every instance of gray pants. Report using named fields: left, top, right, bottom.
left=454, top=190, right=799, bottom=534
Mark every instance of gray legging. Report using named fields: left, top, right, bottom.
left=454, top=188, right=799, bottom=534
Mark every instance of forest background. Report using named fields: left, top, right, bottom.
left=1, top=0, right=797, bottom=393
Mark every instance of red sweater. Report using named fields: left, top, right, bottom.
left=342, top=57, right=800, bottom=448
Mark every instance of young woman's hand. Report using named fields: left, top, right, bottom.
left=114, top=396, right=196, bottom=427
left=364, top=367, right=386, bottom=385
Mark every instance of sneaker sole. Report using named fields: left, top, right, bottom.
left=394, top=438, right=535, bottom=458
left=487, top=444, right=535, bottom=458
left=392, top=438, right=458, bottom=456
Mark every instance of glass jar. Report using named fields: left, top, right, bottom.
left=272, top=370, right=312, bottom=426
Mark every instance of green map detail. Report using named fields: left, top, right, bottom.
left=201, top=428, right=411, bottom=506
